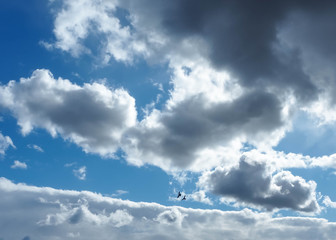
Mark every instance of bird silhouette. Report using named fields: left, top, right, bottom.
left=182, top=195, right=186, bottom=201
left=177, top=191, right=182, bottom=198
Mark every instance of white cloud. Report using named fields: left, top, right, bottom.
left=0, top=132, right=15, bottom=155
left=49, top=0, right=148, bottom=63
left=11, top=160, right=27, bottom=169
left=73, top=166, right=86, bottom=180
left=188, top=190, right=213, bottom=205
left=0, top=177, right=335, bottom=240
left=27, top=144, right=44, bottom=152
left=323, top=196, right=336, bottom=209
left=65, top=162, right=77, bottom=168
left=110, top=190, right=128, bottom=197
left=0, top=69, right=137, bottom=157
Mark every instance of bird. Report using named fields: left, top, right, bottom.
left=177, top=191, right=182, bottom=198
left=182, top=195, right=186, bottom=201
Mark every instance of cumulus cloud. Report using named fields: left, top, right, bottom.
left=47, top=0, right=336, bottom=171
left=122, top=89, right=288, bottom=171
left=6, top=0, right=325, bottom=174
left=0, top=69, right=137, bottom=157
left=49, top=0, right=148, bottom=63
left=73, top=166, right=86, bottom=180
left=0, top=178, right=335, bottom=240
left=188, top=190, right=213, bottom=205
left=323, top=196, right=336, bottom=209
left=11, top=160, right=27, bottom=170
left=2, top=0, right=336, bottom=216
left=124, top=0, right=336, bottom=102
left=199, top=156, right=319, bottom=213
left=0, top=132, right=15, bottom=155
left=49, top=0, right=336, bottom=123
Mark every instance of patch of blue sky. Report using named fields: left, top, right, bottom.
left=275, top=111, right=336, bottom=219
left=276, top=111, right=336, bottom=157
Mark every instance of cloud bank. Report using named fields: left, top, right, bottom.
left=0, top=178, right=335, bottom=240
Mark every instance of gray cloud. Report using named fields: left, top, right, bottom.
left=123, top=90, right=285, bottom=170
left=123, top=0, right=336, bottom=103
left=43, top=0, right=336, bottom=172
left=0, top=177, right=334, bottom=240
left=199, top=156, right=319, bottom=212
left=0, top=69, right=137, bottom=157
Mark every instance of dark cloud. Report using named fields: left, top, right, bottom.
left=278, top=7, right=336, bottom=108
left=124, top=0, right=336, bottom=102
left=200, top=156, right=319, bottom=212
left=124, top=90, right=284, bottom=169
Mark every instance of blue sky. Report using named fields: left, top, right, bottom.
left=1, top=1, right=336, bottom=239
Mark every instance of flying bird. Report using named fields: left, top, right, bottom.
left=177, top=191, right=182, bottom=198
left=182, top=195, right=186, bottom=201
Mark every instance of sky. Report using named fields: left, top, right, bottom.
left=1, top=0, right=336, bottom=239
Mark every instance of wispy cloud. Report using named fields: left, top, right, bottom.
left=64, top=162, right=77, bottom=168
left=110, top=190, right=128, bottom=197
left=27, top=144, right=44, bottom=152
left=0, top=132, right=15, bottom=155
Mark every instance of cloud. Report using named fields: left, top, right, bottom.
left=73, top=166, right=86, bottom=180
left=49, top=0, right=148, bottom=63
left=0, top=69, right=137, bottom=157
left=0, top=132, right=15, bottom=155
left=123, top=89, right=287, bottom=171
left=188, top=190, right=213, bottom=205
left=110, top=190, right=128, bottom=197
left=199, top=156, right=319, bottom=213
left=277, top=8, right=336, bottom=123
left=124, top=0, right=336, bottom=102
left=11, top=160, right=27, bottom=170
left=65, top=162, right=77, bottom=168
left=25, top=0, right=336, bottom=174
left=27, top=144, right=44, bottom=152
left=0, top=177, right=335, bottom=240
left=323, top=196, right=336, bottom=209
left=49, top=0, right=336, bottom=124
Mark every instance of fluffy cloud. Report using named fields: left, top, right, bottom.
left=199, top=156, right=319, bottom=213
left=45, top=0, right=336, bottom=170
left=49, top=0, right=148, bottom=63
left=11, top=160, right=27, bottom=169
left=73, top=166, right=86, bottom=180
left=0, top=178, right=335, bottom=240
left=277, top=8, right=336, bottom=123
left=123, top=89, right=288, bottom=171
left=323, top=196, right=336, bottom=209
left=48, top=0, right=336, bottom=121
left=0, top=69, right=137, bottom=157
left=0, top=132, right=15, bottom=155
left=123, top=0, right=336, bottom=102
